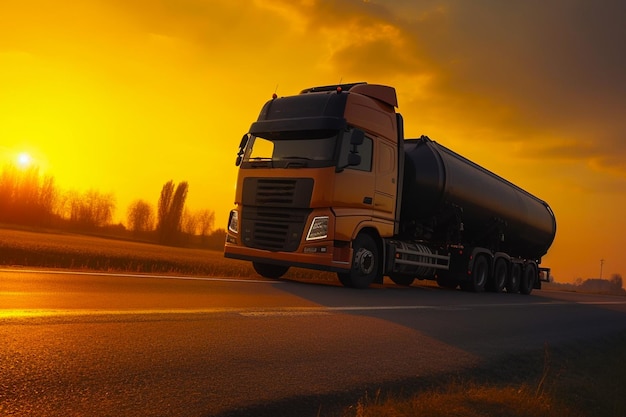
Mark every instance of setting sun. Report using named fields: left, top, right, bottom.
left=16, top=152, right=32, bottom=168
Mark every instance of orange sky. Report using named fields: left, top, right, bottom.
left=1, top=0, right=625, bottom=283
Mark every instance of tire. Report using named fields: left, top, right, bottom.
left=390, top=274, right=415, bottom=286
left=337, top=272, right=353, bottom=288
left=337, top=233, right=380, bottom=289
left=436, top=272, right=458, bottom=290
left=506, top=263, right=522, bottom=293
left=488, top=258, right=508, bottom=293
left=252, top=262, right=289, bottom=279
left=520, top=262, right=536, bottom=295
left=461, top=255, right=488, bottom=292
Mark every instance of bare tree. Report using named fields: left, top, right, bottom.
left=87, top=190, right=115, bottom=227
left=14, top=166, right=40, bottom=215
left=157, top=181, right=175, bottom=233
left=0, top=164, right=58, bottom=226
left=157, top=181, right=189, bottom=244
left=182, top=208, right=198, bottom=236
left=56, top=189, right=78, bottom=220
left=38, top=175, right=57, bottom=219
left=197, top=209, right=215, bottom=243
left=127, top=199, right=154, bottom=233
left=0, top=164, right=17, bottom=206
left=170, top=182, right=188, bottom=231
left=64, top=189, right=115, bottom=230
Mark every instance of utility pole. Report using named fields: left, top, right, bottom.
left=600, top=259, right=605, bottom=279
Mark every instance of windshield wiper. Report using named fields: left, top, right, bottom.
left=280, top=156, right=311, bottom=168
left=249, top=158, right=273, bottom=168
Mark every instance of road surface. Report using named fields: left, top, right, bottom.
left=1, top=268, right=626, bottom=416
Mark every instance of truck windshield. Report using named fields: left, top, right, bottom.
left=241, top=132, right=339, bottom=169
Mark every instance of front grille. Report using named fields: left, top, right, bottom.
left=241, top=207, right=311, bottom=251
left=243, top=178, right=314, bottom=208
left=240, top=177, right=315, bottom=251
left=257, top=179, right=297, bottom=205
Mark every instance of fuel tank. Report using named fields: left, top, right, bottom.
left=401, top=137, right=556, bottom=259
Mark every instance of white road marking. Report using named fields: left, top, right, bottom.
left=577, top=301, right=626, bottom=305
left=0, top=267, right=277, bottom=284
left=239, top=311, right=331, bottom=317
left=0, top=308, right=241, bottom=319
left=3, top=299, right=625, bottom=320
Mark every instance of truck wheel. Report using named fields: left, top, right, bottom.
left=436, top=272, right=458, bottom=290
left=337, top=273, right=354, bottom=288
left=506, top=263, right=522, bottom=293
left=520, top=263, right=536, bottom=295
left=390, top=274, right=415, bottom=286
left=252, top=262, right=289, bottom=279
left=488, top=258, right=508, bottom=293
left=337, top=233, right=380, bottom=289
left=461, top=255, right=488, bottom=292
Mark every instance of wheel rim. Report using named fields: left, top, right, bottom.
left=494, top=260, right=507, bottom=290
left=475, top=259, right=488, bottom=288
left=354, top=247, right=375, bottom=275
left=345, top=233, right=380, bottom=289
left=507, top=264, right=521, bottom=293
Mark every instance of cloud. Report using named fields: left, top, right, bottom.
left=391, top=0, right=626, bottom=178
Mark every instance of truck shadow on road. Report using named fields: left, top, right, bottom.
left=214, top=278, right=626, bottom=417
left=276, top=277, right=626, bottom=357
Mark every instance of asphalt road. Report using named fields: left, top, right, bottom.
left=1, top=268, right=626, bottom=416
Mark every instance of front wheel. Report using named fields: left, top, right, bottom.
left=252, top=262, right=289, bottom=279
left=337, top=233, right=381, bottom=289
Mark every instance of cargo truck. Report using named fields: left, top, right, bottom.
left=224, top=83, right=557, bottom=294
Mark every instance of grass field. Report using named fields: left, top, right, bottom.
left=0, top=227, right=336, bottom=282
left=1, top=227, right=625, bottom=416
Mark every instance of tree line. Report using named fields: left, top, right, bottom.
left=547, top=274, right=624, bottom=293
left=0, top=163, right=223, bottom=248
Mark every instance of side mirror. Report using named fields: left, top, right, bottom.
left=350, top=129, right=365, bottom=146
left=336, top=129, right=365, bottom=172
left=348, top=153, right=361, bottom=166
left=235, top=134, right=249, bottom=166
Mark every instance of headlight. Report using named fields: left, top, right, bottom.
left=306, top=216, right=328, bottom=241
left=228, top=210, right=239, bottom=234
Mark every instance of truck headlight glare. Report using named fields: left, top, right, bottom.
left=306, top=216, right=328, bottom=241
left=228, top=210, right=239, bottom=234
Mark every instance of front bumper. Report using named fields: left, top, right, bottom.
left=223, top=240, right=352, bottom=274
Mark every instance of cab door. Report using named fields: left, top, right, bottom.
left=373, top=138, right=397, bottom=220
left=333, top=134, right=376, bottom=211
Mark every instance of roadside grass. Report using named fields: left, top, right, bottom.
left=340, top=333, right=626, bottom=417
left=0, top=227, right=335, bottom=282
left=345, top=384, right=558, bottom=417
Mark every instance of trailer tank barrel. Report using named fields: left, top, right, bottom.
left=401, top=137, right=556, bottom=259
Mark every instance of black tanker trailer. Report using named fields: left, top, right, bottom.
left=387, top=135, right=557, bottom=292
left=401, top=136, right=556, bottom=260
